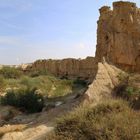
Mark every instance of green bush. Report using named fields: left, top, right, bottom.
left=20, top=76, right=31, bottom=87
left=28, top=69, right=48, bottom=77
left=126, top=86, right=134, bottom=95
left=0, top=66, right=23, bottom=79
left=114, top=84, right=140, bottom=109
left=48, top=100, right=140, bottom=140
left=0, top=88, right=44, bottom=113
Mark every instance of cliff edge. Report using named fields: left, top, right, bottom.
left=96, top=1, right=140, bottom=72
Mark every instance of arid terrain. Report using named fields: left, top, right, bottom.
left=0, top=1, right=140, bottom=140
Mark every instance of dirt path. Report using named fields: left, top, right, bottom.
left=0, top=90, right=83, bottom=140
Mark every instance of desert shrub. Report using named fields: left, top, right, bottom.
left=117, top=72, right=129, bottom=83
left=114, top=73, right=140, bottom=109
left=114, top=84, right=140, bottom=109
left=28, top=69, right=48, bottom=77
left=29, top=70, right=40, bottom=77
left=0, top=88, right=44, bottom=113
left=19, top=75, right=78, bottom=98
left=0, top=76, right=6, bottom=90
left=20, top=76, right=38, bottom=88
left=48, top=100, right=140, bottom=140
left=19, top=76, right=30, bottom=87
left=0, top=66, right=23, bottom=79
left=126, top=86, right=135, bottom=95
left=19, top=76, right=43, bottom=92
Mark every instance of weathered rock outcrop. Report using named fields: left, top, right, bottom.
left=26, top=57, right=96, bottom=81
left=96, top=1, right=140, bottom=72
left=84, top=61, right=123, bottom=103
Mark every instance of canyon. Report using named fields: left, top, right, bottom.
left=0, top=1, right=140, bottom=140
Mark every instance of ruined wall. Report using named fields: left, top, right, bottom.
left=95, top=1, right=140, bottom=72
left=25, top=57, right=96, bottom=81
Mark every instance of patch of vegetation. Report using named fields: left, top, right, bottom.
left=0, top=67, right=87, bottom=99
left=19, top=75, right=76, bottom=97
left=0, top=75, right=83, bottom=98
left=0, top=66, right=23, bottom=79
left=117, top=72, right=129, bottom=82
left=0, top=88, right=44, bottom=113
left=114, top=73, right=140, bottom=109
left=0, top=76, right=6, bottom=91
left=48, top=99, right=140, bottom=140
left=27, top=69, right=49, bottom=77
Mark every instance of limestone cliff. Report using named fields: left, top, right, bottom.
left=96, top=1, right=140, bottom=72
left=25, top=57, right=96, bottom=81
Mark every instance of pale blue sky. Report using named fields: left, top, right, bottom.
left=0, top=0, right=139, bottom=64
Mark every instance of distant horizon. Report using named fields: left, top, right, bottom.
left=0, top=0, right=140, bottom=65
left=0, top=55, right=94, bottom=65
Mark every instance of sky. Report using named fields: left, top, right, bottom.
left=0, top=0, right=140, bottom=65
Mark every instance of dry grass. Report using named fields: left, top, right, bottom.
left=114, top=73, right=140, bottom=109
left=48, top=99, right=140, bottom=140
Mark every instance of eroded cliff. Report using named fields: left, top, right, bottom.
left=96, top=1, right=140, bottom=72
left=25, top=57, right=96, bottom=81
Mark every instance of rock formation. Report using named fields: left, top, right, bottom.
left=1, top=1, right=140, bottom=140
left=96, top=1, right=140, bottom=72
left=24, top=2, right=140, bottom=79
left=25, top=57, right=96, bottom=81
left=84, top=61, right=123, bottom=103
